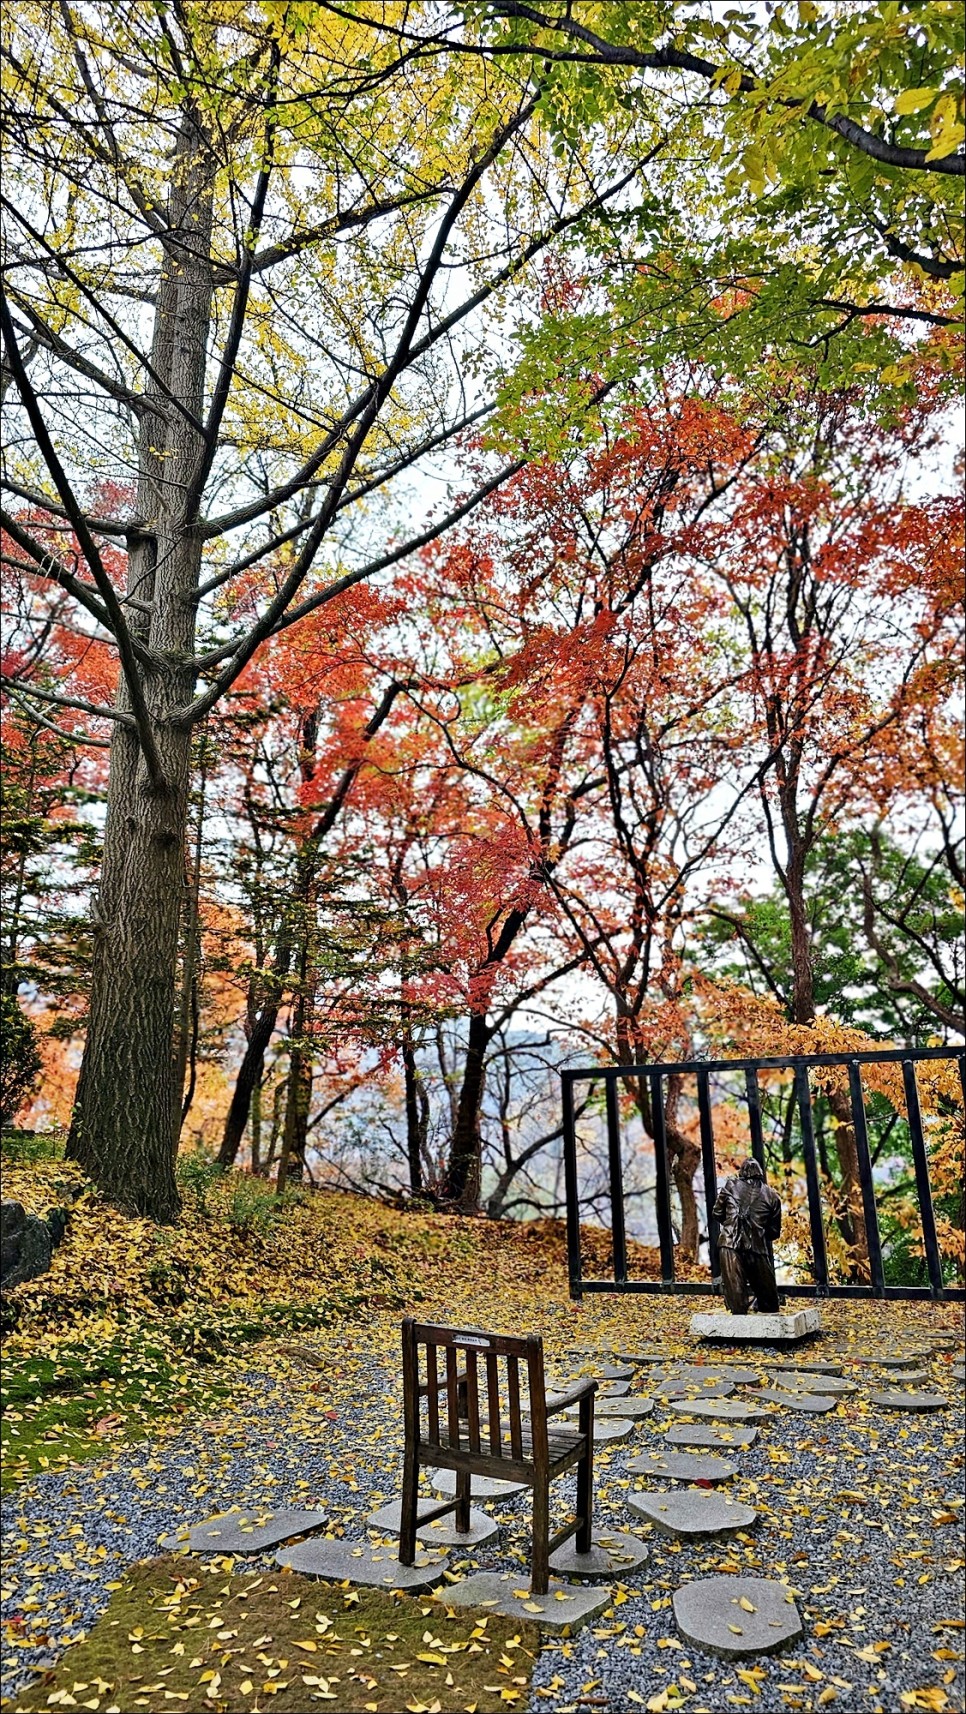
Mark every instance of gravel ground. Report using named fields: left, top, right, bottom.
left=2, top=1317, right=964, bottom=1714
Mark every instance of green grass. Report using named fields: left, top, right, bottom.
left=1, top=1339, right=230, bottom=1493
left=0, top=1128, right=66, bottom=1163
left=10, top=1557, right=539, bottom=1713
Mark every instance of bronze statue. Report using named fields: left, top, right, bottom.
left=712, top=1158, right=782, bottom=1314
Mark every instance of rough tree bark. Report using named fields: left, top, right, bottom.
left=67, top=109, right=214, bottom=1219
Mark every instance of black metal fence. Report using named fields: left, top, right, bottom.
left=561, top=1046, right=966, bottom=1302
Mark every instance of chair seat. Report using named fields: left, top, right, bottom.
left=422, top=1418, right=585, bottom=1468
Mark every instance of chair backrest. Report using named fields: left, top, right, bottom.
left=402, top=1318, right=548, bottom=1464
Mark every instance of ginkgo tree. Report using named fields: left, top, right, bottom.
left=0, top=0, right=643, bottom=1217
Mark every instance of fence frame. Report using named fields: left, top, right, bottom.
left=561, top=1046, right=966, bottom=1302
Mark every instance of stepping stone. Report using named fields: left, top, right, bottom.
left=670, top=1398, right=772, bottom=1424
left=927, top=1336, right=962, bottom=1352
left=158, top=1507, right=328, bottom=1555
left=666, top=1422, right=758, bottom=1450
left=670, top=1364, right=760, bottom=1386
left=690, top=1309, right=821, bottom=1342
left=869, top=1391, right=950, bottom=1411
left=367, top=1499, right=499, bottom=1547
left=628, top=1490, right=758, bottom=1537
left=885, top=1369, right=932, bottom=1385
left=654, top=1377, right=736, bottom=1399
left=553, top=1377, right=630, bottom=1398
left=951, top=1363, right=965, bottom=1383
left=549, top=1528, right=647, bottom=1579
left=750, top=1387, right=840, bottom=1414
left=618, top=1352, right=667, bottom=1365
left=428, top=1468, right=526, bottom=1499
left=673, top=1575, right=803, bottom=1658
left=439, top=1570, right=609, bottom=1631
left=626, top=1450, right=738, bottom=1484
left=853, top=1353, right=929, bottom=1368
left=597, top=1363, right=635, bottom=1380
left=576, top=1396, right=654, bottom=1420
left=590, top=1416, right=636, bottom=1443
left=763, top=1358, right=843, bottom=1375
left=277, top=1538, right=449, bottom=1590
left=771, top=1371, right=856, bottom=1395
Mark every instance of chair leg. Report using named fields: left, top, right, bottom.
left=455, top=1469, right=471, bottom=1535
left=399, top=1446, right=419, bottom=1566
left=531, top=1474, right=550, bottom=1595
left=576, top=1397, right=594, bottom=1554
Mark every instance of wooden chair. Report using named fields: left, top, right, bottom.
left=400, top=1317, right=596, bottom=1594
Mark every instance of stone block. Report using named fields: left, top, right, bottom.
left=625, top=1450, right=738, bottom=1484
left=367, top=1498, right=499, bottom=1547
left=627, top=1489, right=758, bottom=1537
left=427, top=1468, right=526, bottom=1499
left=666, top=1422, right=758, bottom=1450
left=159, top=1507, right=328, bottom=1554
left=437, top=1571, right=610, bottom=1630
left=548, top=1528, right=647, bottom=1579
left=673, top=1576, right=803, bottom=1657
left=690, top=1309, right=822, bottom=1343
left=277, top=1537, right=449, bottom=1590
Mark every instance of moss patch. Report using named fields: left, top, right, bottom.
left=10, top=1557, right=539, bottom=1713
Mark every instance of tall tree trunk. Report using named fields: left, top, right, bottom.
left=218, top=969, right=288, bottom=1167
left=173, top=736, right=207, bottom=1139
left=783, top=827, right=869, bottom=1278
left=444, top=1010, right=491, bottom=1212
left=402, top=1019, right=426, bottom=1194
left=67, top=109, right=214, bottom=1221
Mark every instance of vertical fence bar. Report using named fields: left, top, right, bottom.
left=901, top=1059, right=944, bottom=1301
left=561, top=1071, right=583, bottom=1300
left=847, top=1060, right=886, bottom=1299
left=794, top=1061, right=829, bottom=1296
left=648, top=1070, right=676, bottom=1286
left=744, top=1067, right=766, bottom=1171
left=696, top=1068, right=720, bottom=1284
left=605, top=1073, right=628, bottom=1286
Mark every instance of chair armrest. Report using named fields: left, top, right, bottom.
left=545, top=1378, right=597, bottom=1417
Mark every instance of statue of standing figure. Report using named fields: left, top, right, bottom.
left=712, top=1158, right=782, bottom=1314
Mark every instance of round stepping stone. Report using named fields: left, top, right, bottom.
left=670, top=1398, right=772, bottom=1424
left=618, top=1352, right=667, bottom=1365
left=366, top=1499, right=499, bottom=1547
left=440, top=1570, right=609, bottom=1631
left=950, top=1363, right=965, bottom=1383
left=927, top=1336, right=962, bottom=1352
left=626, top=1450, right=738, bottom=1484
left=277, top=1537, right=449, bottom=1590
left=654, top=1377, right=736, bottom=1399
left=869, top=1390, right=950, bottom=1411
left=674, top=1364, right=760, bottom=1385
left=885, top=1369, right=932, bottom=1385
left=750, top=1387, right=840, bottom=1414
left=771, top=1372, right=856, bottom=1395
left=597, top=1363, right=635, bottom=1380
left=548, top=1527, right=647, bottom=1579
left=853, top=1352, right=929, bottom=1368
left=579, top=1396, right=654, bottom=1420
left=673, top=1576, right=803, bottom=1658
left=590, top=1416, right=636, bottom=1443
left=158, top=1507, right=328, bottom=1555
left=764, top=1358, right=843, bottom=1375
left=428, top=1468, right=526, bottom=1499
left=550, top=1377, right=630, bottom=1399
left=666, top=1422, right=758, bottom=1450
left=628, top=1489, right=758, bottom=1537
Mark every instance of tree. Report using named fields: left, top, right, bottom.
left=701, top=828, right=965, bottom=1045
left=1, top=1, right=636, bottom=1216
left=463, top=1, right=963, bottom=398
